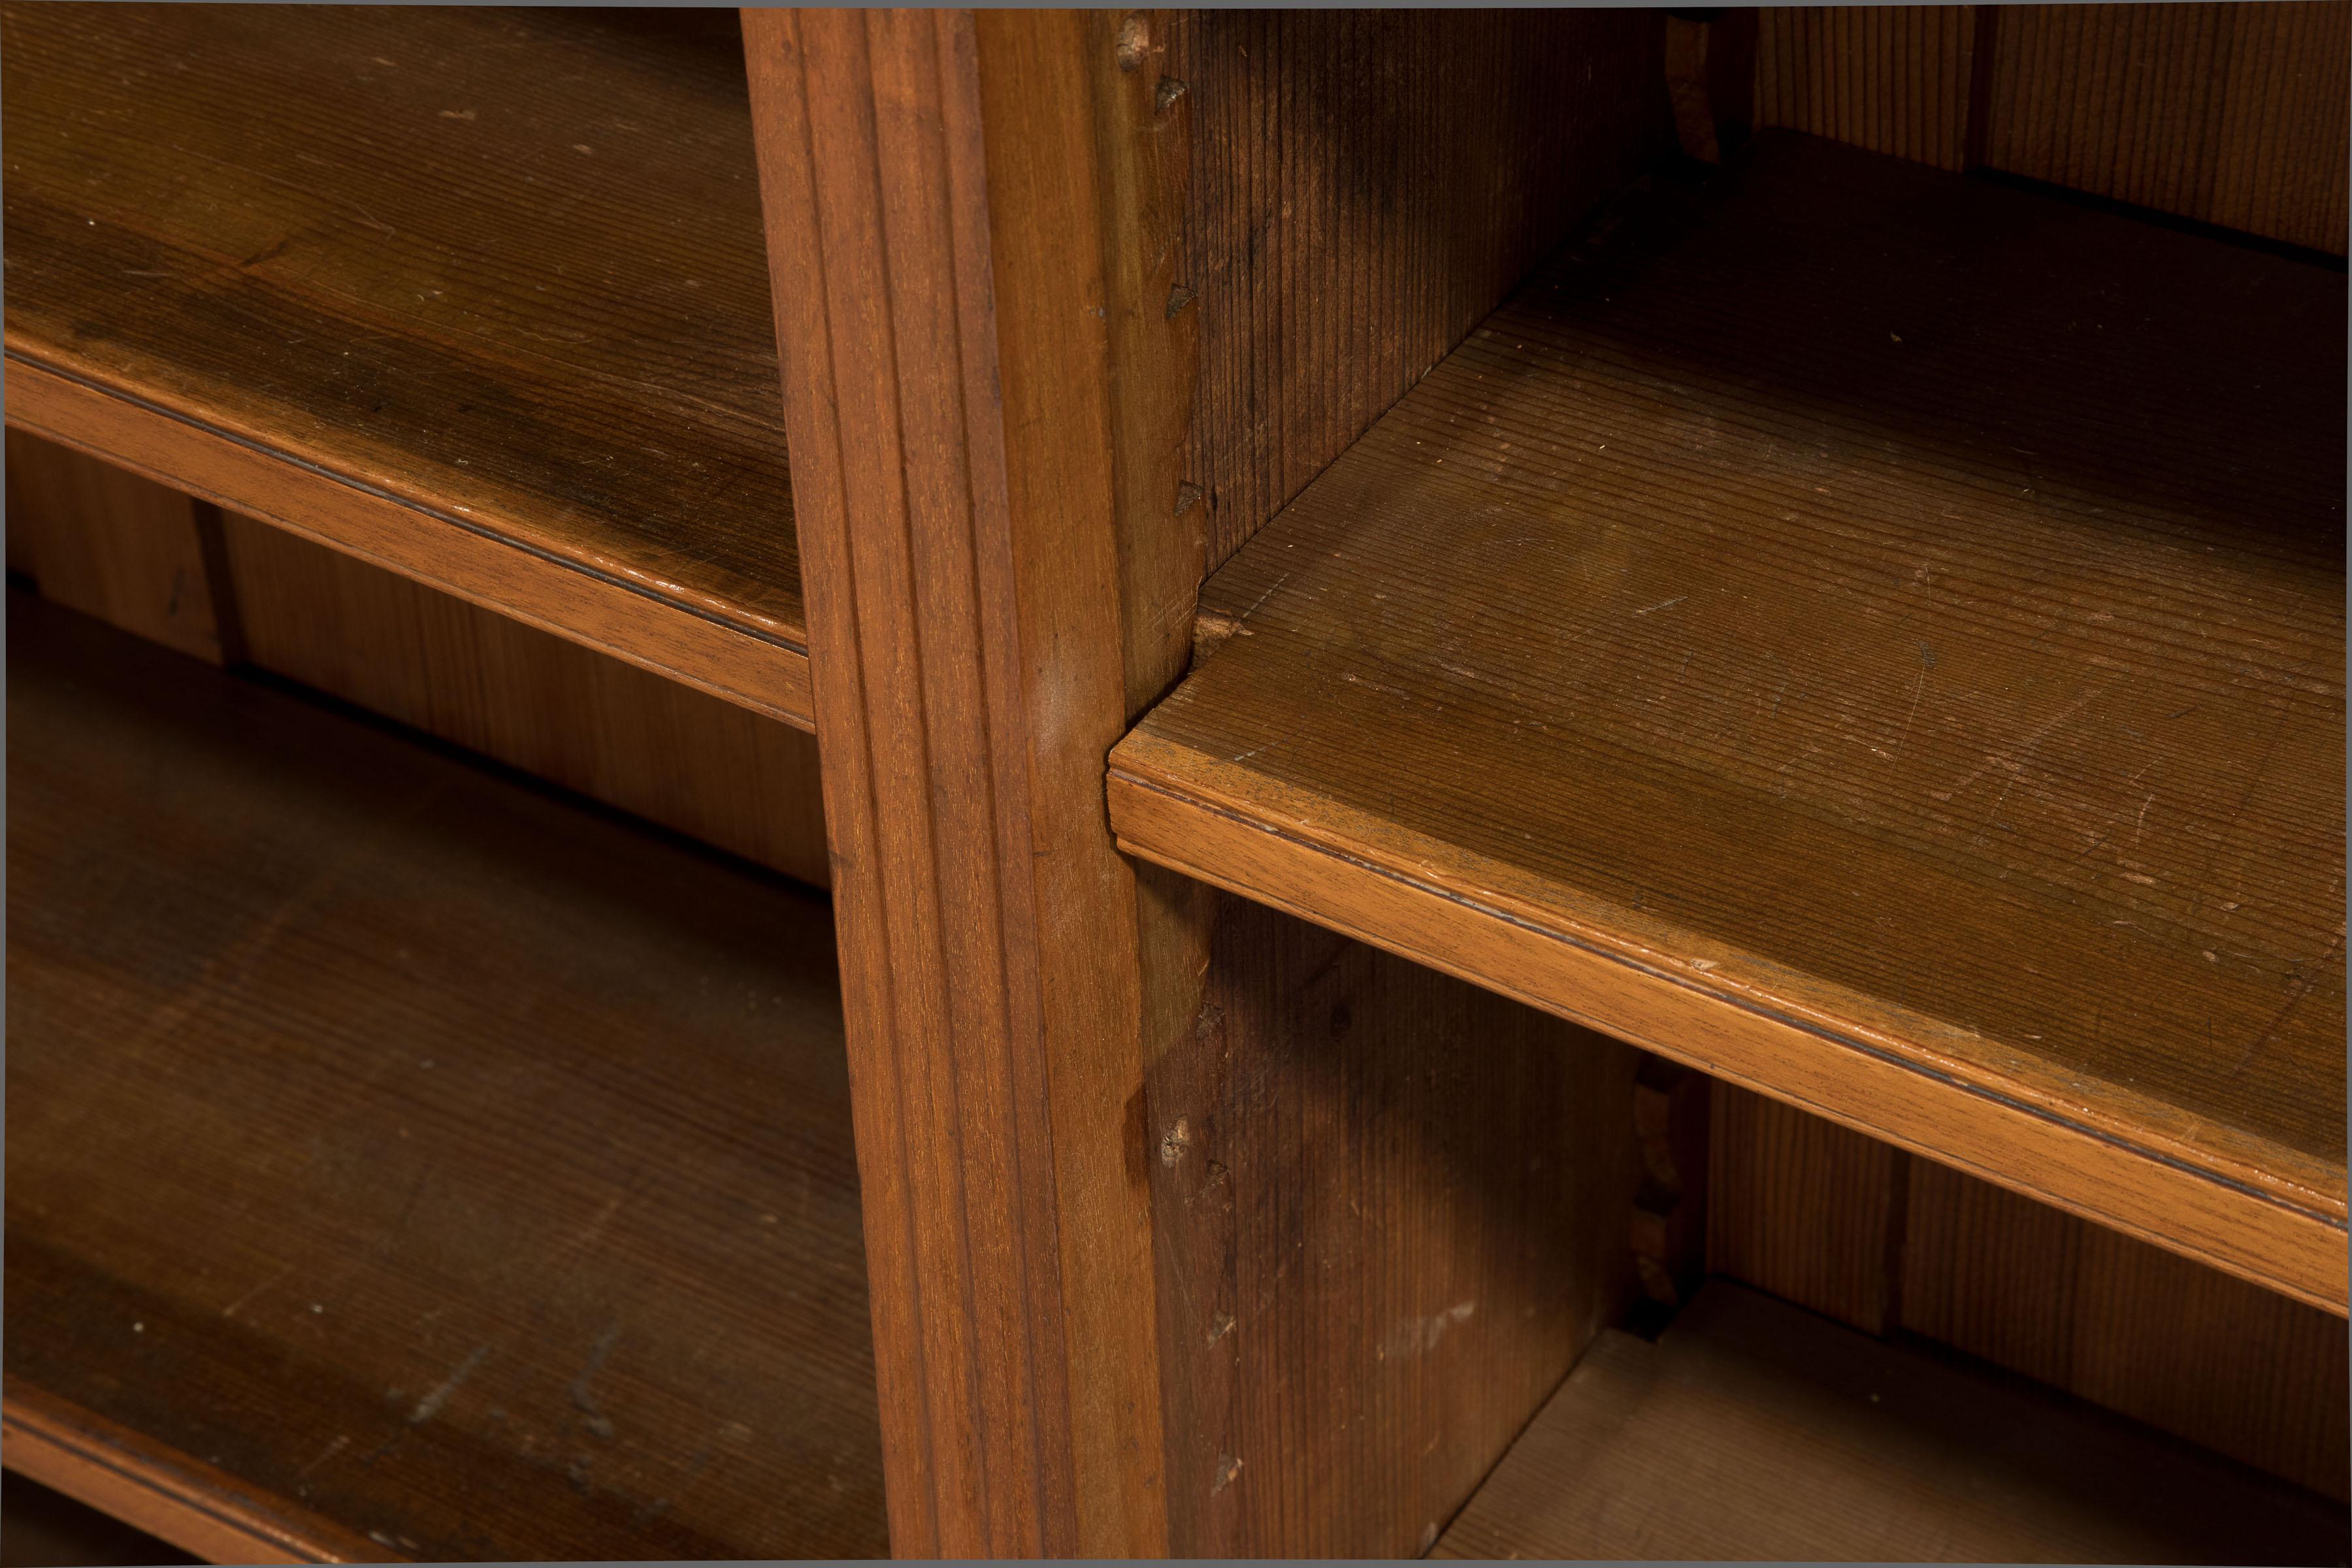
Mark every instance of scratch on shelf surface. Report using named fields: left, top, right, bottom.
left=570, top=1320, right=623, bottom=1439
left=408, top=1344, right=491, bottom=1424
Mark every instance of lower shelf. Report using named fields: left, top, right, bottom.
left=3, top=593, right=887, bottom=1560
left=1436, top=1282, right=2348, bottom=1563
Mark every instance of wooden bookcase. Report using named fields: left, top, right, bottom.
left=3, top=5, right=2345, bottom=1561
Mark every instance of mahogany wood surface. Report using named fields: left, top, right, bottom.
left=1111, top=133, right=2347, bottom=1310
left=5, top=593, right=886, bottom=1561
left=3, top=1387, right=376, bottom=1565
left=1755, top=6, right=1982, bottom=172
left=1165, top=9, right=1674, bottom=577
left=0, top=1465, right=199, bottom=1568
left=1146, top=893, right=1646, bottom=1557
left=743, top=12, right=1169, bottom=1554
left=1707, top=1085, right=1904, bottom=1335
left=1901, top=1155, right=2352, bottom=1501
left=1710, top=1082, right=2352, bottom=1501
left=747, top=10, right=1703, bottom=1554
left=1756, top=3, right=2352, bottom=255
left=7, top=432, right=830, bottom=886
left=1, top=5, right=813, bottom=725
left=219, top=514, right=831, bottom=889
left=1431, top=1282, right=2349, bottom=1563
left=1982, top=3, right=2351, bottom=257
left=5, top=429, right=234, bottom=665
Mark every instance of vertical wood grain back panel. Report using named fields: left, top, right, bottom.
left=1754, top=7, right=1978, bottom=171
left=220, top=514, right=830, bottom=887
left=1982, top=2, right=2351, bottom=255
left=1166, top=9, right=1674, bottom=573
left=5, top=429, right=233, bottom=663
left=1706, top=1083, right=1904, bottom=1335
left=1903, top=1158, right=2351, bottom=1501
left=1754, top=3, right=2351, bottom=254
left=1713, top=1089, right=2349, bottom=1499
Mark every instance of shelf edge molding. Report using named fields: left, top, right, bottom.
left=1109, top=764, right=2347, bottom=1313
left=1108, top=135, right=2346, bottom=1315
left=4, top=355, right=815, bottom=731
left=1, top=1382, right=389, bottom=1565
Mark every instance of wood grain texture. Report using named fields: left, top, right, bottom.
left=1147, top=892, right=1644, bottom=1558
left=1164, top=9, right=1674, bottom=576
left=1984, top=3, right=2352, bottom=257
left=3, top=1388, right=374, bottom=1565
left=748, top=13, right=1646, bottom=1554
left=1755, top=3, right=2352, bottom=256
left=5, top=430, right=232, bottom=663
left=5, top=594, right=887, bottom=1561
left=220, top=514, right=828, bottom=889
left=743, top=10, right=1171, bottom=1554
left=1, top=5, right=813, bottom=723
left=1432, top=1282, right=2349, bottom=1563
left=1111, top=134, right=2348, bottom=1310
left=1706, top=1089, right=2349, bottom=1500
left=1707, top=1083, right=1904, bottom=1335
left=7, top=362, right=812, bottom=728
left=1754, top=7, right=1979, bottom=171
left=1903, top=1157, right=2352, bottom=1503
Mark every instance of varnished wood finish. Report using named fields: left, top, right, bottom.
left=1164, top=10, right=1674, bottom=576
left=6, top=595, right=887, bottom=1561
left=1147, top=895, right=1644, bottom=1557
left=7, top=362, right=813, bottom=728
left=1111, top=134, right=2347, bottom=1309
left=1984, top=3, right=2351, bottom=257
left=5, top=431, right=233, bottom=664
left=6, top=434, right=829, bottom=885
left=749, top=12, right=1690, bottom=1554
left=1432, top=1283, right=2349, bottom=1563
left=1754, top=7, right=1982, bottom=171
left=221, top=515, right=829, bottom=889
left=3, top=1387, right=376, bottom=1565
left=1902, top=1157, right=2352, bottom=1502
left=1, top=5, right=813, bottom=726
left=743, top=11, right=1171, bottom=1554
left=1755, top=3, right=2352, bottom=256
left=1707, top=1084, right=1903, bottom=1335
left=1708, top=1088, right=2350, bottom=1500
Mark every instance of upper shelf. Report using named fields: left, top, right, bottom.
left=1, top=5, right=811, bottom=727
left=1111, top=133, right=2348, bottom=1312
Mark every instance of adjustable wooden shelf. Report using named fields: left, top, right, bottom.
left=5, top=5, right=2345, bottom=1563
left=3, top=4, right=812, bottom=725
left=1111, top=130, right=2347, bottom=1310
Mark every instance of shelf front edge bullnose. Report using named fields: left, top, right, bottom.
left=1106, top=756, right=2348, bottom=1315
left=4, top=357, right=815, bottom=730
